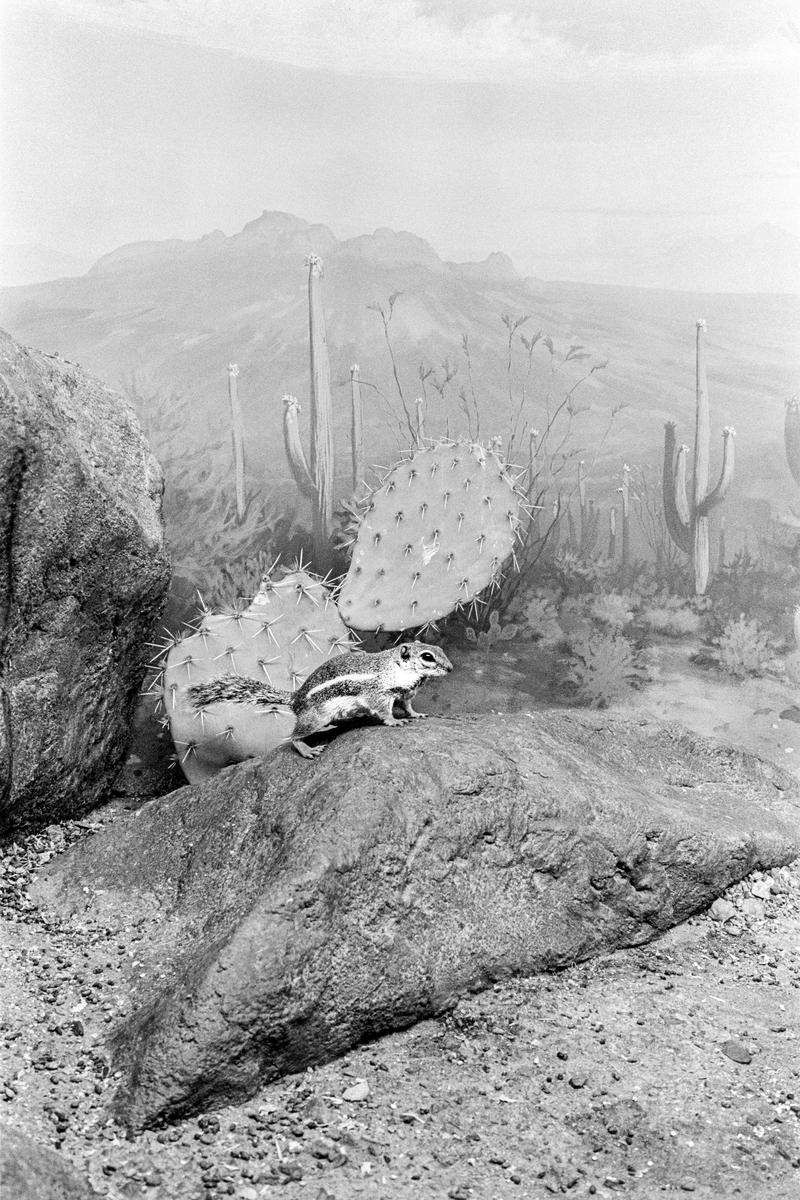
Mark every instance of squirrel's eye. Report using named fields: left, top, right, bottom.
left=422, top=652, right=436, bottom=662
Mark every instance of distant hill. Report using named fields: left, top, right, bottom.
left=0, top=243, right=94, bottom=287
left=1, top=211, right=798, bottom=525
left=535, top=223, right=800, bottom=295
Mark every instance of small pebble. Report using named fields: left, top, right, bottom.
left=342, top=1079, right=370, bottom=1103
left=721, top=1040, right=752, bottom=1064
left=709, top=899, right=735, bottom=923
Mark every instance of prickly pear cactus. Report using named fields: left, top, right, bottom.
left=155, top=570, right=353, bottom=783
left=337, top=439, right=525, bottom=632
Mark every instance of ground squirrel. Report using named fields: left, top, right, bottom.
left=188, top=641, right=453, bottom=758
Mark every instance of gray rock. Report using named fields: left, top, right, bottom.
left=0, top=1125, right=100, bottom=1198
left=0, top=330, right=169, bottom=832
left=709, top=898, right=736, bottom=922
left=720, top=1040, right=752, bottom=1065
left=32, top=711, right=799, bottom=1129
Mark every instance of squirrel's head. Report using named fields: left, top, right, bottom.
left=396, top=641, right=453, bottom=678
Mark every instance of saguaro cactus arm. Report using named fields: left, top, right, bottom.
left=698, top=427, right=736, bottom=516
left=283, top=394, right=316, bottom=500
left=663, top=423, right=692, bottom=554
left=674, top=445, right=691, bottom=527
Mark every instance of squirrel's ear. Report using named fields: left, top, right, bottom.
left=400, top=644, right=411, bottom=660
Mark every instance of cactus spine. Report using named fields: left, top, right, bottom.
left=786, top=395, right=800, bottom=487
left=227, top=363, right=246, bottom=524
left=663, top=321, right=736, bottom=594
left=283, top=255, right=334, bottom=570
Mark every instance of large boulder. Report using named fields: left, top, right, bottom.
left=32, top=711, right=800, bottom=1130
left=0, top=1126, right=99, bottom=1199
left=0, top=330, right=170, bottom=832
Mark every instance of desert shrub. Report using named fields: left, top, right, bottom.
left=640, top=605, right=701, bottom=638
left=589, top=592, right=635, bottom=630
left=557, top=596, right=592, bottom=638
left=201, top=549, right=290, bottom=611
left=547, top=550, right=617, bottom=597
left=563, top=630, right=646, bottom=707
left=707, top=551, right=799, bottom=639
left=520, top=594, right=562, bottom=644
left=465, top=610, right=519, bottom=653
left=782, top=652, right=800, bottom=685
left=716, top=615, right=771, bottom=678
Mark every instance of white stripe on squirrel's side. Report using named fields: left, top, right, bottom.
left=304, top=673, right=374, bottom=699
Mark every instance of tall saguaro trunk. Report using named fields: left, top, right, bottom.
left=307, top=256, right=334, bottom=568
left=283, top=255, right=335, bottom=573
left=350, top=364, right=364, bottom=492
left=692, top=321, right=712, bottom=594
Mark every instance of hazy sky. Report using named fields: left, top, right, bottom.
left=2, top=0, right=798, bottom=273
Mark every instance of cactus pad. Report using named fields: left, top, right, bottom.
left=337, top=439, right=524, bottom=631
left=157, top=570, right=353, bottom=783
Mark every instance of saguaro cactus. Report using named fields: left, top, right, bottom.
left=663, top=320, right=736, bottom=595
left=608, top=506, right=617, bottom=560
left=577, top=460, right=599, bottom=557
left=227, top=363, right=246, bottom=524
left=350, top=363, right=364, bottom=492
left=283, top=255, right=335, bottom=570
left=786, top=395, right=800, bottom=487
left=620, top=463, right=631, bottom=587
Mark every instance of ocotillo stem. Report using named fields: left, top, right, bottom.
left=227, top=363, right=245, bottom=525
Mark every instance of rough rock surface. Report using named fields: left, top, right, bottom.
left=0, top=330, right=170, bottom=833
left=32, top=711, right=800, bottom=1130
left=0, top=1125, right=99, bottom=1198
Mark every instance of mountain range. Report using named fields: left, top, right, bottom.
left=1, top=211, right=798, bottom=529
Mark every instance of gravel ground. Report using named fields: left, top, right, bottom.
left=0, top=812, right=798, bottom=1200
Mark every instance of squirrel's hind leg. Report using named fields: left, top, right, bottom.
left=291, top=712, right=336, bottom=758
left=292, top=738, right=325, bottom=758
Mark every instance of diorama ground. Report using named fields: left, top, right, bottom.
left=1, top=640, right=798, bottom=1200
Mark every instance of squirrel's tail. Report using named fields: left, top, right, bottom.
left=188, top=675, right=292, bottom=709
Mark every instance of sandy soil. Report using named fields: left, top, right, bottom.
left=1, top=643, right=799, bottom=1199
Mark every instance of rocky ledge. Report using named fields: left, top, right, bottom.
left=31, top=711, right=800, bottom=1130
